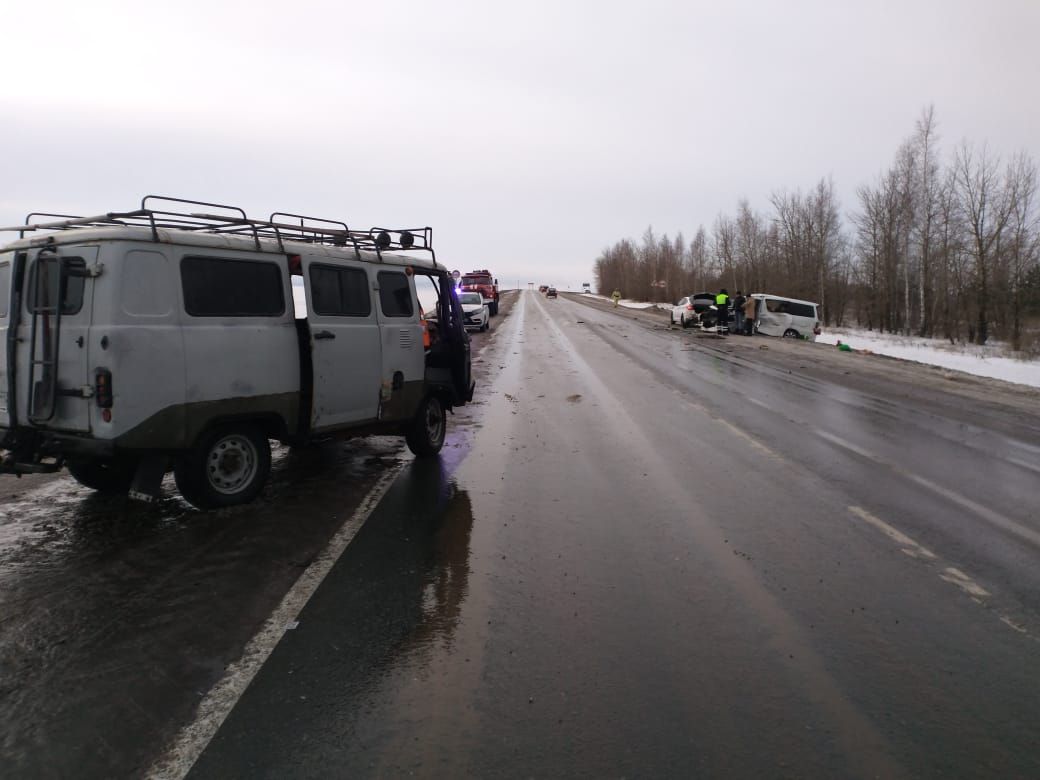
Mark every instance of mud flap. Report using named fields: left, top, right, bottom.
left=128, top=454, right=169, bottom=503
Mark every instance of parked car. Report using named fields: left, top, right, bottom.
left=670, top=293, right=717, bottom=329
left=458, top=291, right=489, bottom=332
left=546, top=287, right=558, bottom=298
left=0, top=196, right=474, bottom=508
left=750, top=293, right=821, bottom=341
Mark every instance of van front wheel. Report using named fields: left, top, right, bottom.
left=175, top=424, right=271, bottom=509
left=406, top=395, right=446, bottom=457
left=66, top=456, right=138, bottom=494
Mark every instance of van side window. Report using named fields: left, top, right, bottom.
left=309, top=265, right=371, bottom=317
left=377, top=271, right=414, bottom=318
left=27, top=256, right=86, bottom=315
left=181, top=256, right=285, bottom=317
left=0, top=261, right=9, bottom=318
left=786, top=301, right=816, bottom=318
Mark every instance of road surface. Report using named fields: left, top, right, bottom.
left=3, top=289, right=1040, bottom=778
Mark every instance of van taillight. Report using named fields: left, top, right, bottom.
left=686, top=304, right=694, bottom=311
left=95, top=369, right=113, bottom=408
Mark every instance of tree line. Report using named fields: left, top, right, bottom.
left=593, top=107, right=1040, bottom=350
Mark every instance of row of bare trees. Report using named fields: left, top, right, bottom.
left=594, top=107, right=1040, bottom=349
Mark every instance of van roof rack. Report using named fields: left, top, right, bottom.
left=2, top=195, right=435, bottom=261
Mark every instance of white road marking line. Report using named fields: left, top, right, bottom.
left=1007, top=456, right=1040, bottom=477
left=819, top=428, right=1040, bottom=550
left=1001, top=616, right=1029, bottom=634
left=939, top=567, right=991, bottom=598
left=847, top=505, right=1040, bottom=642
left=146, top=466, right=402, bottom=780
left=714, top=416, right=781, bottom=458
left=848, top=506, right=937, bottom=560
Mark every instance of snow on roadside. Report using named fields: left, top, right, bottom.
left=815, top=328, right=1040, bottom=389
left=584, top=293, right=667, bottom=311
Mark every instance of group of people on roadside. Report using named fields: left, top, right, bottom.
left=713, top=289, right=756, bottom=336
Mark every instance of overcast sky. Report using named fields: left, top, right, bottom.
left=2, top=0, right=1038, bottom=289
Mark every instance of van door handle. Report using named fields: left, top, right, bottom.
left=313, top=330, right=336, bottom=340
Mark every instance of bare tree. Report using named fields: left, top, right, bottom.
left=953, top=142, right=1014, bottom=344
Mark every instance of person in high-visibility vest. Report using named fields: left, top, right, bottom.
left=611, top=289, right=622, bottom=307
left=715, top=288, right=729, bottom=335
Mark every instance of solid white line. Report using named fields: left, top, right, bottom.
left=146, top=466, right=402, bottom=780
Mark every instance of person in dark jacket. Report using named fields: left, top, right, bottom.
left=732, top=290, right=746, bottom=334
left=715, top=288, right=729, bottom=335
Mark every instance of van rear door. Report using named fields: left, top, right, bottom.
left=11, top=246, right=96, bottom=432
left=302, top=258, right=382, bottom=429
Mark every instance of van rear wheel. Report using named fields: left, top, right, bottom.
left=66, top=456, right=138, bottom=494
left=406, top=395, right=446, bottom=457
left=174, top=424, right=271, bottom=509
left=783, top=328, right=800, bottom=338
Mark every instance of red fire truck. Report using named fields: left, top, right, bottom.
left=459, top=269, right=500, bottom=315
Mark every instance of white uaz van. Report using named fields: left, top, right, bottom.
left=0, top=197, right=474, bottom=508
left=750, top=294, right=822, bottom=341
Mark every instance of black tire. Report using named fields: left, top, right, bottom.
left=681, top=315, right=689, bottom=329
left=174, top=424, right=271, bottom=509
left=481, top=321, right=489, bottom=332
left=782, top=328, right=800, bottom=339
left=406, top=395, right=446, bottom=457
left=66, top=456, right=138, bottom=494
left=669, top=313, right=675, bottom=325
left=490, top=301, right=499, bottom=316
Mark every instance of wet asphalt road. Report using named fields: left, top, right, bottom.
left=180, top=291, right=1040, bottom=778
left=3, top=290, right=1040, bottom=778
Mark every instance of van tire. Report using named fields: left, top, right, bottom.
left=174, top=424, right=271, bottom=509
left=66, top=456, right=138, bottom=494
left=406, top=395, right=446, bottom=457
left=783, top=328, right=799, bottom=338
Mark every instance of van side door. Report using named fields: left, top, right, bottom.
left=303, top=258, right=381, bottom=429
left=755, top=297, right=787, bottom=337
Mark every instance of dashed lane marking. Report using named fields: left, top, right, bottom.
left=939, top=566, right=992, bottom=599
left=848, top=505, right=1040, bottom=643
left=848, top=506, right=937, bottom=561
left=818, top=428, right=1040, bottom=550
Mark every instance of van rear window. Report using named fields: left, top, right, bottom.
left=27, top=256, right=86, bottom=315
left=181, top=256, right=285, bottom=317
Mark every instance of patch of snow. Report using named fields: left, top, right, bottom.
left=585, top=293, right=666, bottom=310
left=816, top=328, right=1040, bottom=389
